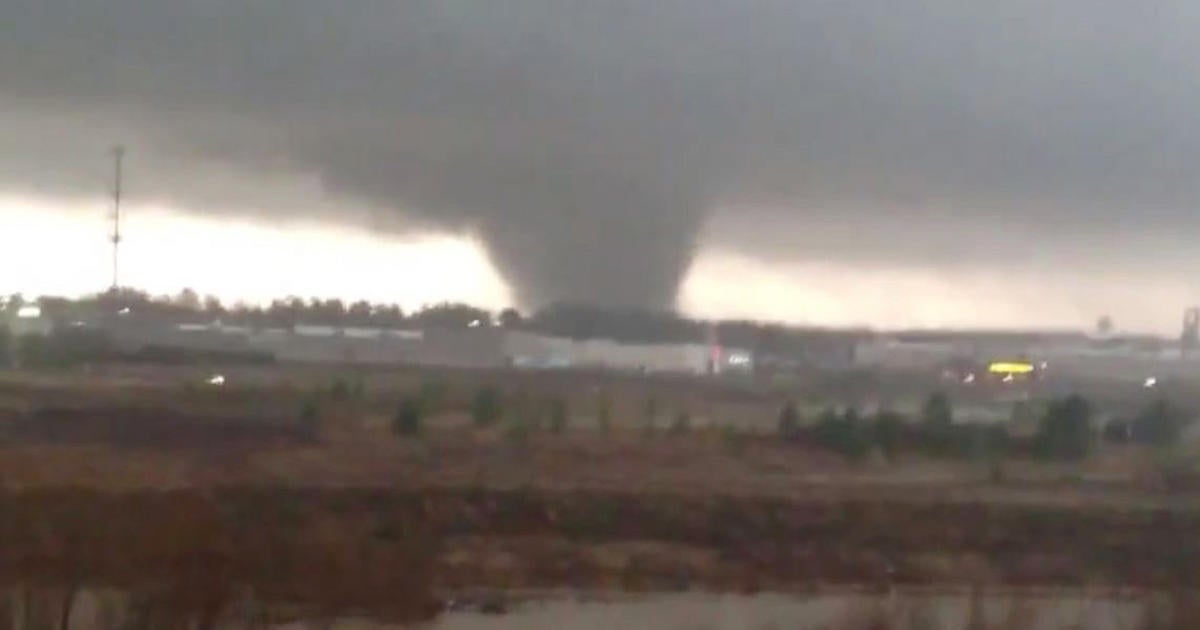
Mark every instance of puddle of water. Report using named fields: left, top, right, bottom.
left=1, top=587, right=1169, bottom=630
left=421, top=590, right=1151, bottom=630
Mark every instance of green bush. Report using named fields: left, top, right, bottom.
left=1035, top=394, right=1094, bottom=460
left=777, top=400, right=801, bottom=440
left=812, top=407, right=871, bottom=459
left=919, top=392, right=955, bottom=454
left=11, top=329, right=114, bottom=368
left=471, top=386, right=503, bottom=427
left=907, top=399, right=1013, bottom=460
left=393, top=397, right=423, bottom=437
left=298, top=398, right=320, bottom=439
left=548, top=397, right=569, bottom=434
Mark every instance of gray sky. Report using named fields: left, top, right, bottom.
left=3, top=1, right=1200, bottom=324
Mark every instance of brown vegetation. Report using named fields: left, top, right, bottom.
left=0, top=489, right=440, bottom=627
left=2, top=486, right=1199, bottom=599
left=1, top=370, right=1199, bottom=627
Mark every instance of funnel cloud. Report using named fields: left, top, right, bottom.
left=4, top=2, right=1200, bottom=312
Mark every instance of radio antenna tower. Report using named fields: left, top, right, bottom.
left=109, top=146, right=125, bottom=291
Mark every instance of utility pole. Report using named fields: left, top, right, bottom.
left=110, top=146, right=124, bottom=292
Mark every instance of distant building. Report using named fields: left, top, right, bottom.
left=4, top=304, right=52, bottom=337
left=75, top=315, right=750, bottom=375
left=505, top=331, right=750, bottom=375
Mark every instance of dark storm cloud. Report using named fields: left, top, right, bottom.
left=3, top=1, right=1200, bottom=307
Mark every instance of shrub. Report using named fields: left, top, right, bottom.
left=1103, top=419, right=1132, bottom=444
left=0, top=325, right=10, bottom=367
left=471, top=387, right=503, bottom=427
left=922, top=392, right=953, bottom=429
left=669, top=410, right=691, bottom=435
left=919, top=392, right=954, bottom=454
left=777, top=400, right=801, bottom=441
left=548, top=397, right=569, bottom=434
left=329, top=378, right=350, bottom=401
left=872, top=411, right=906, bottom=460
left=15, top=334, right=53, bottom=368
left=1035, top=394, right=1094, bottom=461
left=393, top=397, right=422, bottom=437
left=596, top=390, right=612, bottom=433
left=812, top=406, right=840, bottom=436
left=812, top=407, right=871, bottom=459
left=9, top=328, right=114, bottom=368
left=298, top=398, right=320, bottom=439
left=1131, top=398, right=1189, bottom=447
left=721, top=423, right=748, bottom=454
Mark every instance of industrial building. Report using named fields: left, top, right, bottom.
left=74, top=315, right=754, bottom=376
left=853, top=328, right=1200, bottom=386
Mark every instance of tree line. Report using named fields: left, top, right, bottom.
left=367, top=378, right=1193, bottom=465
left=4, top=288, right=867, bottom=351
left=779, top=392, right=1193, bottom=462
left=6, top=289, right=491, bottom=330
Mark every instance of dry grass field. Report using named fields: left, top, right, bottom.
left=1, top=365, right=1200, bottom=627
